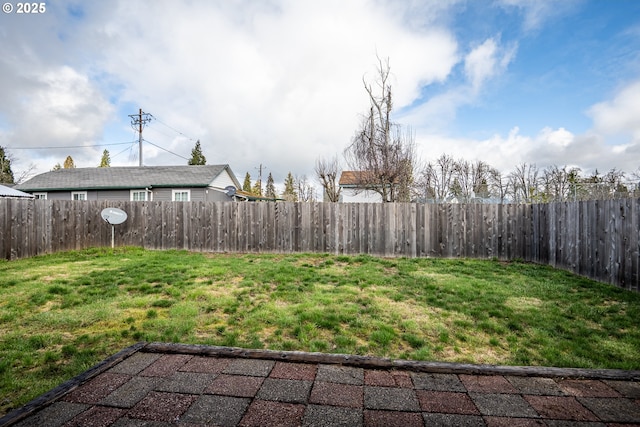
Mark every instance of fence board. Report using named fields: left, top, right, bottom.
left=476, top=204, right=485, bottom=258
left=440, top=203, right=448, bottom=257
left=607, top=200, right=617, bottom=284
left=212, top=202, right=221, bottom=252
left=631, top=198, right=640, bottom=291
left=1, top=198, right=639, bottom=291
left=530, top=204, right=539, bottom=263
left=9, top=199, right=20, bottom=259
left=0, top=199, right=7, bottom=259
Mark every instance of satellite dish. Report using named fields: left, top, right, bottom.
left=224, top=185, right=236, bottom=196
left=101, top=207, right=128, bottom=225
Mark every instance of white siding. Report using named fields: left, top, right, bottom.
left=210, top=168, right=238, bottom=189
left=340, top=188, right=383, bottom=203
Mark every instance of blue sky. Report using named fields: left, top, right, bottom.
left=1, top=0, right=639, bottom=188
left=447, top=1, right=639, bottom=137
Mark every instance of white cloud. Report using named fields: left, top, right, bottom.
left=1, top=0, right=637, bottom=190
left=588, top=80, right=640, bottom=140
left=83, top=0, right=460, bottom=181
left=464, top=37, right=517, bottom=93
left=415, top=123, right=639, bottom=177
left=0, top=0, right=465, bottom=183
left=539, top=127, right=574, bottom=148
left=0, top=63, right=113, bottom=172
left=416, top=127, right=532, bottom=172
left=27, top=67, right=113, bottom=142
left=496, top=0, right=584, bottom=32
left=400, top=36, right=516, bottom=132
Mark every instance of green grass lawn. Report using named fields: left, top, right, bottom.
left=1, top=247, right=640, bottom=414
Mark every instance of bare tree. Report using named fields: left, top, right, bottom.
left=13, top=164, right=37, bottom=184
left=602, top=168, right=628, bottom=198
left=453, top=159, right=493, bottom=202
left=488, top=167, right=509, bottom=203
left=631, top=167, right=640, bottom=197
left=541, top=165, right=581, bottom=202
left=0, top=147, right=36, bottom=184
left=416, top=154, right=456, bottom=202
left=296, top=174, right=315, bottom=202
left=344, top=56, right=415, bottom=202
left=582, top=168, right=628, bottom=200
left=315, top=156, right=341, bottom=202
left=509, top=163, right=540, bottom=203
left=604, top=168, right=627, bottom=192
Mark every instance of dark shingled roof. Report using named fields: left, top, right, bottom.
left=15, top=165, right=232, bottom=192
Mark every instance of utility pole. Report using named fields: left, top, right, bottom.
left=256, top=163, right=266, bottom=187
left=128, top=109, right=152, bottom=166
left=256, top=164, right=264, bottom=183
left=253, top=164, right=266, bottom=196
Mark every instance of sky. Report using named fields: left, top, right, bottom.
left=1, top=0, right=639, bottom=191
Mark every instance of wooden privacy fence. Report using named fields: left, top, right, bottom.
left=1, top=198, right=638, bottom=291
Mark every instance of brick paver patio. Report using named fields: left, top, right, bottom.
left=2, top=342, right=639, bottom=426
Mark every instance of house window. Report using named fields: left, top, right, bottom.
left=131, top=190, right=149, bottom=201
left=33, top=193, right=47, bottom=200
left=72, top=191, right=87, bottom=201
left=172, top=189, right=190, bottom=202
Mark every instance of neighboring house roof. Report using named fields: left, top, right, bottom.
left=0, top=184, right=35, bottom=198
left=234, top=189, right=284, bottom=202
left=339, top=171, right=373, bottom=186
left=339, top=171, right=398, bottom=187
left=14, top=165, right=241, bottom=192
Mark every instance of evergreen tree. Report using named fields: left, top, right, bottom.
left=265, top=173, right=277, bottom=199
left=0, top=146, right=15, bottom=184
left=252, top=178, right=263, bottom=197
left=451, top=178, right=462, bottom=199
left=63, top=156, right=75, bottom=169
left=52, top=163, right=62, bottom=171
left=188, top=140, right=207, bottom=165
left=243, top=172, right=252, bottom=193
left=99, top=149, right=111, bottom=167
left=282, top=172, right=298, bottom=202
left=475, top=178, right=490, bottom=199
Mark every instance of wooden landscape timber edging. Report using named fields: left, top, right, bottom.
left=0, top=198, right=638, bottom=291
left=143, top=342, right=640, bottom=380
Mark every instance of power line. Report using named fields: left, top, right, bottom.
left=111, top=143, right=138, bottom=160
left=145, top=124, right=181, bottom=140
left=148, top=114, right=197, bottom=141
left=144, top=139, right=190, bottom=161
left=5, top=110, right=196, bottom=166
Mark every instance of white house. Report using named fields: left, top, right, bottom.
left=338, top=171, right=384, bottom=203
